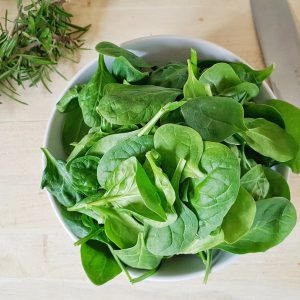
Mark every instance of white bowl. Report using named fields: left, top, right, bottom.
left=43, top=35, right=282, bottom=282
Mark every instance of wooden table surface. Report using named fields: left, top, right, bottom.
left=1, top=1, right=300, bottom=299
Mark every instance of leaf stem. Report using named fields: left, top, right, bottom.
left=74, top=228, right=103, bottom=246
left=138, top=100, right=187, bottom=136
left=130, top=267, right=159, bottom=284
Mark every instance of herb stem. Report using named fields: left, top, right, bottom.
left=0, top=0, right=90, bottom=102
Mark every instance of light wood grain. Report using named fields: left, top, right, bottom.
left=0, top=1, right=300, bottom=299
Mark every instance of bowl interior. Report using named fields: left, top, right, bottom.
left=44, top=35, right=281, bottom=282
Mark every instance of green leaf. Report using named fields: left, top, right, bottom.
left=68, top=192, right=105, bottom=224
left=112, top=56, right=149, bottom=83
left=81, top=240, right=121, bottom=285
left=147, top=63, right=188, bottom=89
left=222, top=187, right=256, bottom=243
left=229, top=63, right=274, bottom=84
left=114, top=233, right=162, bottom=270
left=239, top=118, right=298, bottom=162
left=97, top=135, right=154, bottom=188
left=240, top=164, right=290, bottom=200
left=219, top=82, right=259, bottom=102
left=101, top=207, right=143, bottom=249
left=183, top=59, right=208, bottom=99
left=189, top=142, right=240, bottom=238
left=60, top=206, right=91, bottom=238
left=241, top=165, right=270, bottom=200
left=97, top=83, right=182, bottom=125
left=263, top=167, right=290, bottom=199
left=146, top=201, right=198, bottom=256
left=190, top=48, right=199, bottom=78
left=154, top=124, right=204, bottom=178
left=41, top=148, right=80, bottom=207
left=95, top=41, right=152, bottom=68
left=180, top=230, right=224, bottom=254
left=267, top=99, right=300, bottom=173
left=244, top=102, right=285, bottom=128
left=73, top=157, right=167, bottom=223
left=145, top=150, right=176, bottom=206
left=62, top=104, right=89, bottom=155
left=181, top=96, right=246, bottom=142
left=199, top=63, right=241, bottom=94
left=56, top=85, right=83, bottom=112
left=69, top=156, right=100, bottom=196
left=144, top=150, right=177, bottom=227
left=107, top=157, right=167, bottom=221
left=67, top=130, right=107, bottom=162
left=218, top=197, right=297, bottom=253
left=78, top=54, right=116, bottom=127
left=86, top=127, right=139, bottom=157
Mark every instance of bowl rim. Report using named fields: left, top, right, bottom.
left=42, top=34, right=277, bottom=282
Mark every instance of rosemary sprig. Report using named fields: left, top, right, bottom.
left=0, top=0, right=91, bottom=104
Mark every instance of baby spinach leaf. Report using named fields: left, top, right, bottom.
left=73, top=157, right=166, bottom=222
left=224, top=135, right=242, bottom=146
left=67, top=130, right=107, bottom=162
left=145, top=150, right=176, bottom=206
left=69, top=156, right=100, bottom=196
left=68, top=192, right=105, bottom=224
left=145, top=158, right=198, bottom=256
left=146, top=201, right=198, bottom=256
left=199, top=63, right=241, bottom=94
left=219, top=82, right=259, bottom=102
left=112, top=56, right=149, bottom=83
left=114, top=233, right=162, bottom=270
left=189, top=142, right=240, bottom=238
left=154, top=124, right=204, bottom=178
left=180, top=230, right=224, bottom=254
left=267, top=99, right=300, bottom=173
left=239, top=118, right=298, bottom=162
left=41, top=148, right=81, bottom=207
left=197, top=61, right=274, bottom=85
left=60, top=206, right=91, bottom=238
left=87, top=128, right=139, bottom=157
left=241, top=165, right=270, bottom=200
left=56, top=84, right=83, bottom=113
left=97, top=135, right=154, bottom=188
left=143, top=150, right=177, bottom=227
left=190, top=48, right=199, bottom=78
left=56, top=88, right=90, bottom=155
left=241, top=164, right=290, bottom=201
left=263, top=167, right=290, bottom=199
left=147, top=63, right=188, bottom=89
left=219, top=197, right=297, bottom=253
left=221, top=187, right=256, bottom=243
left=81, top=240, right=121, bottom=285
left=103, top=156, right=166, bottom=221
left=229, top=63, right=274, bottom=84
left=101, top=207, right=143, bottom=249
left=78, top=54, right=116, bottom=127
left=190, top=61, right=259, bottom=101
left=244, top=103, right=285, bottom=128
left=181, top=96, right=246, bottom=142
left=97, top=83, right=182, bottom=125
left=62, top=104, right=90, bottom=155
left=183, top=59, right=208, bottom=99
left=95, top=41, right=152, bottom=68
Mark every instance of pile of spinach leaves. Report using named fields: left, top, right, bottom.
left=42, top=41, right=299, bottom=285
